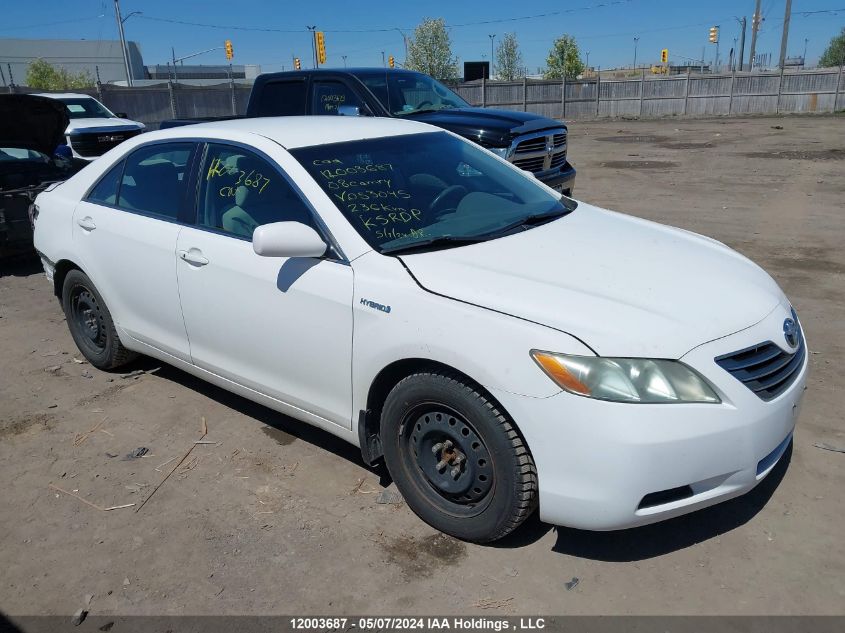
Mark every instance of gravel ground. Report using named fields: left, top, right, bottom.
left=1, top=114, right=843, bottom=617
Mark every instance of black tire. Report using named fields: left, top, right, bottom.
left=381, top=369, right=537, bottom=543
left=61, top=269, right=137, bottom=370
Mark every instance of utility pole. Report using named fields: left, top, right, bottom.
left=633, top=36, right=639, bottom=69
left=342, top=55, right=347, bottom=68
left=736, top=16, right=747, bottom=71
left=803, top=38, right=808, bottom=67
left=488, top=34, right=496, bottom=78
left=171, top=47, right=177, bottom=82
left=114, top=0, right=133, bottom=86
left=748, top=0, right=762, bottom=70
left=307, top=26, right=317, bottom=69
left=778, top=0, right=792, bottom=69
left=586, top=51, right=590, bottom=70
left=381, top=51, right=385, bottom=67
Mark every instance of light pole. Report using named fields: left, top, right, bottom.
left=307, top=26, right=317, bottom=68
left=393, top=28, right=409, bottom=63
left=342, top=55, right=347, bottom=68
left=381, top=51, right=385, bottom=67
left=488, top=34, right=496, bottom=78
left=633, top=36, right=639, bottom=69
left=113, top=0, right=139, bottom=86
left=803, top=38, right=809, bottom=67
left=586, top=51, right=590, bottom=70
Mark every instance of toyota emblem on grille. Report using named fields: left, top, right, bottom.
left=783, top=318, right=798, bottom=347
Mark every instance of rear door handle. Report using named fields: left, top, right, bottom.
left=178, top=249, right=209, bottom=266
left=77, top=217, right=96, bottom=231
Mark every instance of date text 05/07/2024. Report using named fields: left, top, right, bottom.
left=289, top=617, right=547, bottom=631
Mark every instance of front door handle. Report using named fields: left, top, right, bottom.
left=178, top=248, right=209, bottom=267
left=77, top=216, right=96, bottom=231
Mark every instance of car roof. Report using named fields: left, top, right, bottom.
left=32, top=93, right=97, bottom=100
left=150, top=116, right=440, bottom=149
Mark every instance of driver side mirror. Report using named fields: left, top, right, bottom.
left=114, top=112, right=129, bottom=119
left=253, top=222, right=327, bottom=258
left=337, top=105, right=361, bottom=117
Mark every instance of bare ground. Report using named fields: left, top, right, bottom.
left=1, top=115, right=844, bottom=616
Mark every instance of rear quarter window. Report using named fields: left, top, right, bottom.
left=86, top=161, right=124, bottom=205
left=255, top=81, right=307, bottom=117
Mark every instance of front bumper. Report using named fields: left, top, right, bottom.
left=491, top=305, right=807, bottom=531
left=534, top=162, right=576, bottom=195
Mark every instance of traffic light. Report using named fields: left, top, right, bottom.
left=315, top=31, right=326, bottom=65
left=660, top=48, right=668, bottom=63
left=388, top=55, right=395, bottom=68
left=294, top=57, right=301, bottom=70
left=225, top=39, right=234, bottom=60
left=709, top=26, right=719, bottom=43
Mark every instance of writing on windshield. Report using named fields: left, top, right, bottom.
left=291, top=132, right=573, bottom=254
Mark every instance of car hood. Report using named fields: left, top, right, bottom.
left=406, top=107, right=563, bottom=146
left=65, top=118, right=144, bottom=133
left=399, top=203, right=784, bottom=358
left=0, top=94, right=69, bottom=156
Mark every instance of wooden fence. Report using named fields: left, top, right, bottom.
left=452, top=68, right=845, bottom=120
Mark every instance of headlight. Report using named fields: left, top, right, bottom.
left=487, top=146, right=510, bottom=159
left=530, top=350, right=721, bottom=404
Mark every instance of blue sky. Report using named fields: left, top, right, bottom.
left=2, top=1, right=844, bottom=72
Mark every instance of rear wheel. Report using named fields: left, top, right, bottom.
left=62, top=269, right=136, bottom=370
left=381, top=370, right=537, bottom=543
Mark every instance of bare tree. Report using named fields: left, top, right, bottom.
left=405, top=17, right=460, bottom=82
left=496, top=33, right=528, bottom=81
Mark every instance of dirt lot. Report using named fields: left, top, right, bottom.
left=1, top=115, right=843, bottom=618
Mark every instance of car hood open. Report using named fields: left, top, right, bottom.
left=0, top=94, right=69, bottom=156
left=399, top=203, right=785, bottom=359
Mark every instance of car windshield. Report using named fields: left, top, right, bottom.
left=0, top=147, right=50, bottom=163
left=358, top=72, right=470, bottom=116
left=57, top=97, right=114, bottom=119
left=290, top=132, right=576, bottom=254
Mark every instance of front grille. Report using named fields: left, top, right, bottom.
left=508, top=128, right=567, bottom=174
left=715, top=328, right=805, bottom=401
left=69, top=129, right=141, bottom=157
left=513, top=156, right=546, bottom=171
left=514, top=136, right=547, bottom=153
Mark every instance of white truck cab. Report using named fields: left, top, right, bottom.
left=35, top=93, right=145, bottom=161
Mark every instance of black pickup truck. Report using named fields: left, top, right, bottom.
left=162, top=68, right=575, bottom=195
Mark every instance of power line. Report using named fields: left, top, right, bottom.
left=0, top=15, right=104, bottom=33
left=134, top=1, right=635, bottom=35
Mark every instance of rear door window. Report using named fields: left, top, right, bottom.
left=311, top=80, right=363, bottom=115
left=255, top=80, right=307, bottom=116
left=87, top=161, right=124, bottom=205
left=117, top=143, right=195, bottom=220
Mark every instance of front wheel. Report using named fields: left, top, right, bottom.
left=62, top=269, right=137, bottom=370
left=381, top=370, right=537, bottom=543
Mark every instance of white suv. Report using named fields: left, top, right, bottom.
left=32, top=117, right=807, bottom=542
left=35, top=93, right=145, bottom=160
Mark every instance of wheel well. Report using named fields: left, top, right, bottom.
left=52, top=259, right=81, bottom=298
left=359, top=359, right=515, bottom=466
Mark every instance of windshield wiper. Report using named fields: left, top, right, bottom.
left=477, top=208, right=572, bottom=239
left=381, top=235, right=487, bottom=255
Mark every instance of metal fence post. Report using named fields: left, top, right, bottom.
left=168, top=80, right=177, bottom=118
left=834, top=64, right=843, bottom=113
left=639, top=69, right=645, bottom=117
left=560, top=77, right=566, bottom=120
left=776, top=65, right=785, bottom=114
left=481, top=76, right=486, bottom=108
left=683, top=67, right=691, bottom=115
left=230, top=77, right=237, bottom=115
left=595, top=73, right=601, bottom=117
left=522, top=77, right=527, bottom=112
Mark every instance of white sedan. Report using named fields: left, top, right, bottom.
left=32, top=117, right=807, bottom=542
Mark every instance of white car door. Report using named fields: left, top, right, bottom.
left=175, top=141, right=354, bottom=429
left=72, top=142, right=198, bottom=361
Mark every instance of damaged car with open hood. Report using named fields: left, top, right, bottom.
left=0, top=94, right=85, bottom=259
